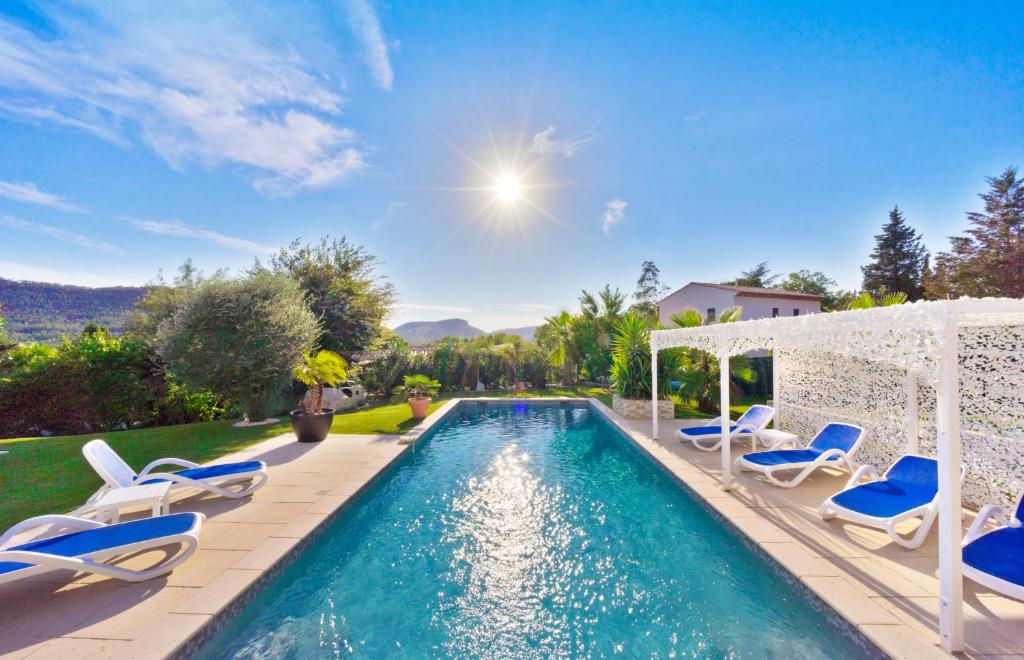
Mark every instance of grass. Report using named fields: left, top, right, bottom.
left=0, top=385, right=759, bottom=532
left=0, top=386, right=607, bottom=530
left=669, top=393, right=767, bottom=420
left=331, top=385, right=613, bottom=434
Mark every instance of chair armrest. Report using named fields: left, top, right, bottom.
left=768, top=436, right=804, bottom=450
left=701, top=416, right=726, bottom=427
left=734, top=423, right=758, bottom=435
left=0, top=515, right=105, bottom=549
left=815, top=448, right=846, bottom=462
left=138, top=457, right=202, bottom=477
left=963, top=505, right=1009, bottom=545
left=844, top=464, right=879, bottom=490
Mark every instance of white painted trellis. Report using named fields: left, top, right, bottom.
left=650, top=298, right=1024, bottom=653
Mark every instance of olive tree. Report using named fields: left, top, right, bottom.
left=157, top=273, right=319, bottom=421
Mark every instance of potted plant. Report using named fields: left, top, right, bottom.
left=393, top=374, right=441, bottom=419
left=609, top=312, right=677, bottom=419
left=290, top=350, right=348, bottom=442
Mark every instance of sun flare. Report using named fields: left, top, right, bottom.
left=494, top=173, right=522, bottom=203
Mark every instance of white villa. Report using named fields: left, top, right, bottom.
left=658, top=282, right=822, bottom=326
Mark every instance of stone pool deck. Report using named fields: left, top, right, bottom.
left=0, top=429, right=411, bottom=659
left=591, top=401, right=1024, bottom=659
left=0, top=397, right=1021, bottom=658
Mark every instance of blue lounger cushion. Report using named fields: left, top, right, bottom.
left=679, top=425, right=739, bottom=437
left=810, top=424, right=863, bottom=453
left=742, top=448, right=842, bottom=467
left=963, top=526, right=1024, bottom=590
left=138, top=461, right=264, bottom=485
left=0, top=512, right=200, bottom=576
left=830, top=481, right=937, bottom=518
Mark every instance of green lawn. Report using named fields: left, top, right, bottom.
left=0, top=386, right=607, bottom=529
left=0, top=385, right=759, bottom=531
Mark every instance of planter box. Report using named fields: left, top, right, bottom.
left=612, top=395, right=674, bottom=420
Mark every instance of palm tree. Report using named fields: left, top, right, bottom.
left=498, top=335, right=526, bottom=383
left=848, top=291, right=908, bottom=310
left=670, top=307, right=755, bottom=414
left=545, top=310, right=579, bottom=385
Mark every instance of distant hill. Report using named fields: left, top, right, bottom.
left=393, top=318, right=485, bottom=345
left=0, top=278, right=145, bottom=344
left=494, top=325, right=538, bottom=340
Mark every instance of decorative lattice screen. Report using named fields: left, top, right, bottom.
left=652, top=299, right=1024, bottom=511
left=777, top=327, right=1024, bottom=509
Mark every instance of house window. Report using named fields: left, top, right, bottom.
left=706, top=308, right=716, bottom=321
left=772, top=307, right=779, bottom=318
left=793, top=308, right=800, bottom=316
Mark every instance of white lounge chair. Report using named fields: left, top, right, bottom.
left=0, top=512, right=204, bottom=585
left=818, top=454, right=963, bottom=549
left=81, top=439, right=268, bottom=505
left=734, top=422, right=865, bottom=488
left=962, top=490, right=1024, bottom=600
left=675, top=404, right=775, bottom=452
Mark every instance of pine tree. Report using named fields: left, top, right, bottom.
left=730, top=262, right=778, bottom=288
left=632, top=261, right=669, bottom=319
left=937, top=167, right=1024, bottom=298
left=861, top=206, right=928, bottom=300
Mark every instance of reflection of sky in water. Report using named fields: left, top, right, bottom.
left=198, top=404, right=865, bottom=659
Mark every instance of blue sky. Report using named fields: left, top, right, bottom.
left=0, top=1, right=1021, bottom=330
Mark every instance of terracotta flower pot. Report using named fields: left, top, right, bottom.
left=408, top=396, right=431, bottom=419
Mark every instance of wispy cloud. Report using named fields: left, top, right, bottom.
left=530, top=126, right=596, bottom=159
left=601, top=198, right=628, bottom=235
left=683, top=111, right=706, bottom=122
left=0, top=181, right=86, bottom=213
left=344, top=0, right=395, bottom=90
left=1, top=214, right=121, bottom=253
left=0, top=4, right=371, bottom=197
left=0, top=260, right=136, bottom=287
left=127, top=218, right=276, bottom=254
left=0, top=101, right=127, bottom=145
left=371, top=200, right=406, bottom=231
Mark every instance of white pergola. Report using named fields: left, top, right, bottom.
left=650, top=298, right=1024, bottom=653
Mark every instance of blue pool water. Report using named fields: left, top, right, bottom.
left=199, top=402, right=867, bottom=658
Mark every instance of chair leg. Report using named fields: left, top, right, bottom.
left=885, top=509, right=936, bottom=550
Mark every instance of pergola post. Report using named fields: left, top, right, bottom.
left=905, top=370, right=919, bottom=454
left=720, top=348, right=732, bottom=490
left=772, top=348, right=781, bottom=429
left=651, top=345, right=659, bottom=440
left=936, top=316, right=964, bottom=652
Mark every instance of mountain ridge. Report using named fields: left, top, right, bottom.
left=0, top=277, right=146, bottom=344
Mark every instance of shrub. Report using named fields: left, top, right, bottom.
left=0, top=329, right=162, bottom=436
left=157, top=273, right=319, bottom=421
left=154, top=378, right=224, bottom=426
left=358, top=334, right=411, bottom=395
left=522, top=344, right=550, bottom=388
left=609, top=312, right=678, bottom=400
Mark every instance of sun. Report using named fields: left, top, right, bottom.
left=494, top=173, right=522, bottom=202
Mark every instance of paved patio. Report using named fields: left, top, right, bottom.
left=601, top=410, right=1024, bottom=659
left=1, top=398, right=1022, bottom=659
left=0, top=431, right=408, bottom=659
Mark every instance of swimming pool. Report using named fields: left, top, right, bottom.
left=199, top=401, right=870, bottom=658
